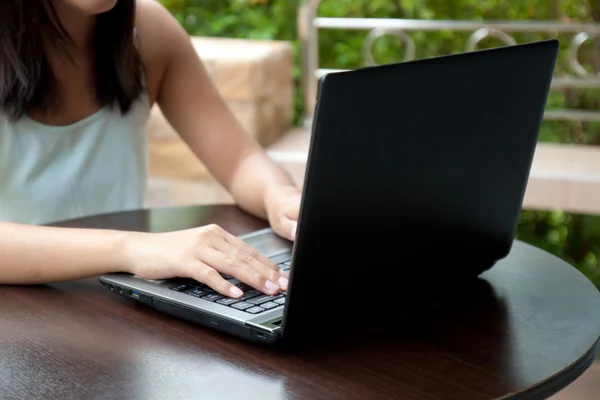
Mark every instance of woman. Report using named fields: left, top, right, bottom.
left=0, top=0, right=301, bottom=298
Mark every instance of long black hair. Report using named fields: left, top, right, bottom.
left=0, top=0, right=144, bottom=122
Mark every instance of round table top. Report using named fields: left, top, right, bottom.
left=3, top=205, right=600, bottom=400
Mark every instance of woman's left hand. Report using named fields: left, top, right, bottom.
left=264, top=185, right=302, bottom=241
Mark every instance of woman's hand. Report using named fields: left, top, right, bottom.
left=119, top=224, right=289, bottom=298
left=264, top=185, right=302, bottom=241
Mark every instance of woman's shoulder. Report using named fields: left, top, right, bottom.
left=134, top=0, right=192, bottom=104
left=135, top=0, right=181, bottom=44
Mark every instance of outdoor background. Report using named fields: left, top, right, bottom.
left=159, top=0, right=600, bottom=287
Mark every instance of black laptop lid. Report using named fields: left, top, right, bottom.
left=282, top=40, right=558, bottom=343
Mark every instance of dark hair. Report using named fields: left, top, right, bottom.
left=0, top=0, right=144, bottom=122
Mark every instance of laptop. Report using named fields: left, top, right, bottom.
left=100, top=39, right=559, bottom=345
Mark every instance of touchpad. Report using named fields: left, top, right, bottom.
left=241, top=229, right=292, bottom=256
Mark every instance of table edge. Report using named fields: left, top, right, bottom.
left=497, top=333, right=600, bottom=400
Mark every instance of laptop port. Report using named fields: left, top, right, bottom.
left=130, top=290, right=140, bottom=299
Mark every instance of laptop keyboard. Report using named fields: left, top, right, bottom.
left=169, top=261, right=291, bottom=314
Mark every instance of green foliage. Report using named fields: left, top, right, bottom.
left=160, top=0, right=600, bottom=287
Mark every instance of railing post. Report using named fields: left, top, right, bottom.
left=298, top=0, right=322, bottom=129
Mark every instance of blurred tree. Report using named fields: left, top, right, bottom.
left=158, top=0, right=600, bottom=287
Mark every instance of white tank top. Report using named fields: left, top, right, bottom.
left=0, top=95, right=150, bottom=225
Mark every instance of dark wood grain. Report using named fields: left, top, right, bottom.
left=1, top=205, right=598, bottom=399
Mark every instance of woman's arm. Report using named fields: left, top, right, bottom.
left=137, top=2, right=296, bottom=220
left=0, top=221, right=288, bottom=296
left=0, top=221, right=127, bottom=284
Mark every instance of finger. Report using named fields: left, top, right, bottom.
left=221, top=231, right=284, bottom=274
left=185, top=259, right=243, bottom=298
left=283, top=199, right=300, bottom=222
left=213, top=239, right=288, bottom=291
left=274, top=216, right=297, bottom=241
left=200, top=224, right=282, bottom=273
left=198, top=246, right=281, bottom=295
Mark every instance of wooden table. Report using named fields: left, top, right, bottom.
left=2, top=205, right=600, bottom=400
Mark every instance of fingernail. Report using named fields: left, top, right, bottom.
left=265, top=280, right=279, bottom=293
left=278, top=276, right=289, bottom=289
left=230, top=286, right=243, bottom=297
left=290, top=222, right=297, bottom=239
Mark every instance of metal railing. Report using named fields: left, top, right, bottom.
left=298, top=0, right=600, bottom=128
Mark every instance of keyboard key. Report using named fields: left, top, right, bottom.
left=236, top=283, right=252, bottom=292
left=217, top=297, right=240, bottom=306
left=170, top=284, right=190, bottom=292
left=274, top=297, right=286, bottom=305
left=240, top=290, right=261, bottom=301
left=184, top=288, right=206, bottom=297
left=246, top=306, right=266, bottom=314
left=261, top=301, right=279, bottom=310
left=178, top=278, right=204, bottom=287
left=278, top=264, right=290, bottom=271
left=202, top=293, right=224, bottom=302
left=232, top=302, right=253, bottom=311
left=248, top=294, right=282, bottom=305
left=176, top=279, right=215, bottom=293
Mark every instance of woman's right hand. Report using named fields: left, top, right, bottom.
left=118, top=224, right=288, bottom=298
